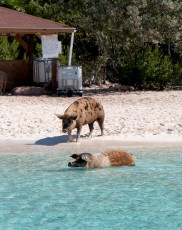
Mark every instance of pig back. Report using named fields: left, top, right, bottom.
left=103, top=150, right=135, bottom=166
left=80, top=97, right=105, bottom=123
left=65, top=97, right=105, bottom=124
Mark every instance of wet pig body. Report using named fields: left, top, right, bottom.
left=68, top=149, right=135, bottom=168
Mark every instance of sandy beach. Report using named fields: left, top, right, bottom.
left=1, top=89, right=182, bottom=145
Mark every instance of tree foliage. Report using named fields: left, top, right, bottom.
left=117, top=45, right=181, bottom=90
left=0, top=37, right=19, bottom=60
left=0, top=0, right=181, bottom=88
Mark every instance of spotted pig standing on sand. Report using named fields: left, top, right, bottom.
left=56, top=97, right=105, bottom=142
left=68, top=149, right=135, bottom=168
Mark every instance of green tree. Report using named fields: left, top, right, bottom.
left=118, top=45, right=181, bottom=90
left=0, top=37, right=19, bottom=60
left=1, top=0, right=181, bottom=86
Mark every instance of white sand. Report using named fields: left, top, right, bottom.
left=1, top=90, right=182, bottom=145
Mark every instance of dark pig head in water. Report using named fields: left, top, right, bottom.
left=68, top=153, right=93, bottom=167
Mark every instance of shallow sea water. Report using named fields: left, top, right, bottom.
left=0, top=142, right=181, bottom=230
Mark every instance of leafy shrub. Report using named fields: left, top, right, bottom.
left=0, top=37, right=19, bottom=60
left=118, top=46, right=181, bottom=90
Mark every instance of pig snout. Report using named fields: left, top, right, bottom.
left=68, top=161, right=78, bottom=167
left=62, top=123, right=70, bottom=133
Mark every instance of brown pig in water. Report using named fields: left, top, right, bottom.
left=56, top=97, right=105, bottom=142
left=68, top=149, right=135, bottom=168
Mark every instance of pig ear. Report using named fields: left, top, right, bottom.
left=69, top=114, right=78, bottom=120
left=70, top=154, right=79, bottom=159
left=55, top=113, right=65, bottom=119
left=80, top=153, right=93, bottom=162
left=61, top=113, right=78, bottom=120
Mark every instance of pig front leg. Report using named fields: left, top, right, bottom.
left=76, top=125, right=82, bottom=142
left=68, top=130, right=74, bottom=142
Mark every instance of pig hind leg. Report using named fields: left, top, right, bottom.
left=97, top=117, right=104, bottom=136
left=88, top=123, right=94, bottom=137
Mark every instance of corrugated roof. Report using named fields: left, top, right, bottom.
left=0, top=7, right=76, bottom=34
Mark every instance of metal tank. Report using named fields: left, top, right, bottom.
left=33, top=58, right=60, bottom=84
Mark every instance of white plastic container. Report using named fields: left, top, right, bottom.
left=57, top=66, right=83, bottom=96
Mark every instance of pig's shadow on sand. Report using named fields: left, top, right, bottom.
left=34, top=133, right=100, bottom=146
left=34, top=135, right=71, bottom=146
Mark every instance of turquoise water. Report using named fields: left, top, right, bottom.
left=0, top=144, right=181, bottom=230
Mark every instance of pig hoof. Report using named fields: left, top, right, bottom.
left=68, top=138, right=74, bottom=142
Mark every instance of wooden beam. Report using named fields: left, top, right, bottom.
left=15, top=35, right=28, bottom=51
left=28, top=34, right=34, bottom=84
left=0, top=28, right=76, bottom=34
left=51, top=58, right=57, bottom=93
left=35, top=33, right=42, bottom=40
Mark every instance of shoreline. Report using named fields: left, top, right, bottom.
left=1, top=133, right=182, bottom=149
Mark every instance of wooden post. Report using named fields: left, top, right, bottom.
left=51, top=58, right=57, bottom=93
left=28, top=34, right=34, bottom=84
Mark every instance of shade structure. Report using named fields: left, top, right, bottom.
left=0, top=6, right=76, bottom=35
left=0, top=7, right=76, bottom=92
